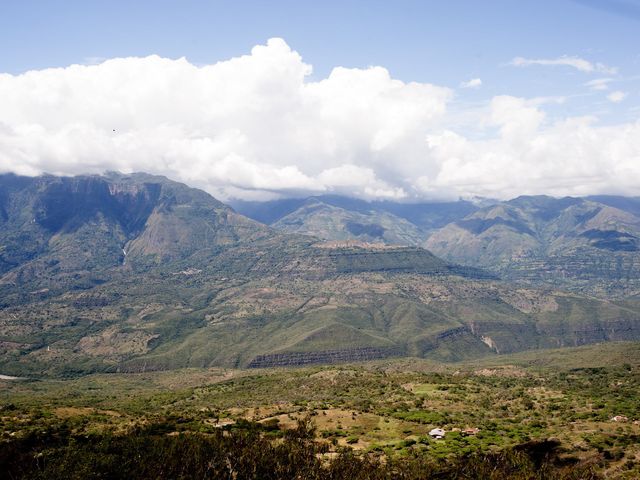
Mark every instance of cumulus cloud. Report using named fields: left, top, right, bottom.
left=1, top=38, right=640, bottom=201
left=510, top=55, right=617, bottom=74
left=0, top=38, right=450, bottom=200
left=425, top=102, right=640, bottom=199
left=460, top=78, right=482, bottom=89
left=607, top=90, right=627, bottom=103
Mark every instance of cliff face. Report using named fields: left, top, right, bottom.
left=0, top=172, right=271, bottom=293
left=33, top=175, right=161, bottom=235
left=247, top=347, right=403, bottom=368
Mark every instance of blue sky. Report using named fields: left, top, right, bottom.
left=1, top=1, right=639, bottom=200
left=3, top=1, right=639, bottom=92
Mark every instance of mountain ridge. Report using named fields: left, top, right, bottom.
left=1, top=173, right=640, bottom=377
left=425, top=195, right=640, bottom=297
left=235, top=191, right=640, bottom=298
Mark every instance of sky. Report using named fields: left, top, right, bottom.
left=1, top=0, right=639, bottom=201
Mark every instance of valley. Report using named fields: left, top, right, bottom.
left=2, top=173, right=640, bottom=377
left=3, top=5, right=639, bottom=477
left=1, top=173, right=640, bottom=477
left=2, top=343, right=639, bottom=478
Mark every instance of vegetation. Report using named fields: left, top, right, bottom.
left=0, top=419, right=600, bottom=479
left=2, top=343, right=639, bottom=478
left=1, top=173, right=640, bottom=478
left=2, top=173, right=640, bottom=377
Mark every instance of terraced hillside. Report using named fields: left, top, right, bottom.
left=1, top=174, right=640, bottom=377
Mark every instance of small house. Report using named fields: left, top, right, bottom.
left=611, top=415, right=629, bottom=423
left=429, top=428, right=445, bottom=439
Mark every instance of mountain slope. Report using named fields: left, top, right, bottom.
left=0, top=172, right=271, bottom=300
left=1, top=175, right=640, bottom=377
left=425, top=195, right=640, bottom=297
left=272, top=198, right=425, bottom=246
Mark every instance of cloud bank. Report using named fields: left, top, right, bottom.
left=1, top=38, right=639, bottom=200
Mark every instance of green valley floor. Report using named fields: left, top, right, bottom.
left=1, top=342, right=639, bottom=479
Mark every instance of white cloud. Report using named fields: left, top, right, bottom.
left=425, top=103, right=640, bottom=199
left=460, top=78, right=482, bottom=89
left=0, top=38, right=451, bottom=200
left=317, top=164, right=406, bottom=199
left=1, top=38, right=639, bottom=201
left=510, top=56, right=617, bottom=74
left=607, top=90, right=627, bottom=103
left=585, top=77, right=614, bottom=90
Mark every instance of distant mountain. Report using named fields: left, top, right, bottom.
left=586, top=195, right=640, bottom=218
left=2, top=174, right=640, bottom=378
left=231, top=194, right=480, bottom=249
left=237, top=193, right=640, bottom=298
left=230, top=195, right=479, bottom=232
left=272, top=198, right=425, bottom=246
left=425, top=195, right=640, bottom=297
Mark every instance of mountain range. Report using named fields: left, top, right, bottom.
left=1, top=172, right=640, bottom=377
left=234, top=194, right=640, bottom=298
